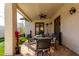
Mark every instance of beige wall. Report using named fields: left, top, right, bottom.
left=30, top=19, right=52, bottom=36
left=5, top=3, right=17, bottom=55
left=52, top=4, right=79, bottom=54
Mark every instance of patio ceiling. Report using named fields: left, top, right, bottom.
left=17, top=3, right=64, bottom=21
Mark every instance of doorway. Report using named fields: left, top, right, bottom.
left=54, top=16, right=62, bottom=45
left=35, top=22, right=44, bottom=35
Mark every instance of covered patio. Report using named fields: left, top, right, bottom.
left=4, top=3, right=79, bottom=56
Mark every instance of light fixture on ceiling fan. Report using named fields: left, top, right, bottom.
left=39, top=13, right=47, bottom=19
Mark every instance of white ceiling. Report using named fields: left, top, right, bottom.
left=17, top=3, right=64, bottom=21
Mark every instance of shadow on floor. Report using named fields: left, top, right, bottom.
left=17, top=41, right=78, bottom=56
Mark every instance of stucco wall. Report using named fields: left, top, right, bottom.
left=52, top=4, right=79, bottom=54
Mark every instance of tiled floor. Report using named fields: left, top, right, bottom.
left=51, top=45, right=78, bottom=56
left=17, top=41, right=78, bottom=56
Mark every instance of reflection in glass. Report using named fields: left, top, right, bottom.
left=40, top=27, right=43, bottom=31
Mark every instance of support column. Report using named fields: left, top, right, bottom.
left=5, top=3, right=17, bottom=55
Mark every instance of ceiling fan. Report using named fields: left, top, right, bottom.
left=39, top=13, right=47, bottom=19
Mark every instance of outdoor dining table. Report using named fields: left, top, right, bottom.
left=32, top=36, right=51, bottom=40
left=30, top=36, right=52, bottom=45
left=32, top=35, right=57, bottom=49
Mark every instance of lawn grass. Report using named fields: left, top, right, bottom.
left=0, top=41, right=4, bottom=56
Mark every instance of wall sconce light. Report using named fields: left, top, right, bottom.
left=69, top=7, right=76, bottom=15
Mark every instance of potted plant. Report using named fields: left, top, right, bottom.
left=39, top=30, right=44, bottom=36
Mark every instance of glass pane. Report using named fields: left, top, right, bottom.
left=36, top=27, right=39, bottom=34
left=40, top=27, right=43, bottom=31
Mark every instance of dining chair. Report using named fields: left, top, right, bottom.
left=36, top=39, right=51, bottom=56
left=51, top=37, right=56, bottom=49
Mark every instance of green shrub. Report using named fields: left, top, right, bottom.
left=0, top=37, right=4, bottom=42
left=19, top=37, right=28, bottom=44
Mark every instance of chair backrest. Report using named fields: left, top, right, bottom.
left=37, top=39, right=51, bottom=49
left=51, top=37, right=56, bottom=44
